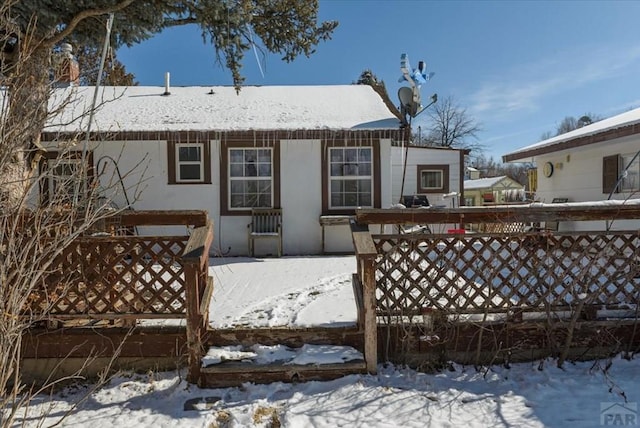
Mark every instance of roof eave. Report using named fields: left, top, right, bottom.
left=502, top=122, right=640, bottom=163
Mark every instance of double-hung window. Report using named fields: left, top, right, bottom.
left=229, top=148, right=273, bottom=209
left=329, top=147, right=373, bottom=208
left=620, top=153, right=640, bottom=192
left=176, top=143, right=204, bottom=183
left=168, top=140, right=210, bottom=184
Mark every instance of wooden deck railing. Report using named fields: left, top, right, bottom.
left=28, top=210, right=211, bottom=322
left=371, top=231, right=640, bottom=316
left=352, top=203, right=640, bottom=364
left=24, top=210, right=213, bottom=382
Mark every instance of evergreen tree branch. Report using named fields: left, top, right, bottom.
left=45, top=0, right=136, bottom=47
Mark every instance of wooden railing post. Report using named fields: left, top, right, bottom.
left=361, top=256, right=377, bottom=373
left=180, top=221, right=214, bottom=384
left=350, top=220, right=378, bottom=374
left=183, top=262, right=202, bottom=384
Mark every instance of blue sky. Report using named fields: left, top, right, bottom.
left=118, top=1, right=640, bottom=161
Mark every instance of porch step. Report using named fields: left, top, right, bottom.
left=198, top=343, right=366, bottom=388
left=199, top=360, right=367, bottom=388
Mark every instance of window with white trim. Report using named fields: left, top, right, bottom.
left=228, top=148, right=273, bottom=209
left=176, top=143, right=204, bottom=183
left=620, top=153, right=640, bottom=192
left=329, top=147, right=373, bottom=208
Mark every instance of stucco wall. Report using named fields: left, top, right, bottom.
left=534, top=134, right=640, bottom=231
left=42, top=138, right=455, bottom=255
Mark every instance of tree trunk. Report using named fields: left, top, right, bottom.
left=2, top=44, right=51, bottom=205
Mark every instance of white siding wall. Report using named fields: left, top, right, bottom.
left=390, top=146, right=462, bottom=207
left=534, top=134, right=640, bottom=231
left=90, top=139, right=222, bottom=244
left=49, top=138, right=428, bottom=255
left=280, top=140, right=323, bottom=255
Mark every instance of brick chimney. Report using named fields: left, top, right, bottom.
left=54, top=43, right=79, bottom=87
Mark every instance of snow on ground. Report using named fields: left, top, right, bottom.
left=208, top=256, right=357, bottom=328
left=12, top=256, right=640, bottom=427
left=17, top=356, right=640, bottom=427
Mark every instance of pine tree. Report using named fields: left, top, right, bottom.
left=1, top=0, right=337, bottom=175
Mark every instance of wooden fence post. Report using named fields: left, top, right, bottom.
left=350, top=219, right=378, bottom=374
left=184, top=262, right=202, bottom=384
left=361, top=256, right=377, bottom=373
left=181, top=222, right=214, bottom=385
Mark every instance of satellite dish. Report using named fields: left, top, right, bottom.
left=398, top=87, right=419, bottom=118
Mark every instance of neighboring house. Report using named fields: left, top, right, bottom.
left=463, top=175, right=524, bottom=206
left=39, top=84, right=462, bottom=255
left=503, top=107, right=640, bottom=231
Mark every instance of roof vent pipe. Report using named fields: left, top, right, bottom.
left=162, top=72, right=171, bottom=96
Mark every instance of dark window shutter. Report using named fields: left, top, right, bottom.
left=602, top=154, right=620, bottom=194
left=203, top=140, right=211, bottom=184
left=167, top=141, right=176, bottom=184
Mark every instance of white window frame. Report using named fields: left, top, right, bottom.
left=175, top=143, right=205, bottom=183
left=228, top=147, right=274, bottom=210
left=420, top=169, right=444, bottom=191
left=328, top=147, right=373, bottom=209
left=620, top=153, right=640, bottom=193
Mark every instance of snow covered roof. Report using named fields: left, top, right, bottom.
left=43, top=85, right=402, bottom=134
left=464, top=175, right=512, bottom=190
left=503, top=105, right=640, bottom=162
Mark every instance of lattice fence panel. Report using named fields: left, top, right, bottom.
left=27, top=236, right=189, bottom=318
left=373, top=231, right=640, bottom=315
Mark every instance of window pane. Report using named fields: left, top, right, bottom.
left=244, top=163, right=258, bottom=177
left=330, top=149, right=343, bottom=162
left=330, top=164, right=343, bottom=176
left=230, top=180, right=244, bottom=193
left=622, top=155, right=640, bottom=192
left=230, top=149, right=243, bottom=162
left=359, top=163, right=371, bottom=176
left=230, top=195, right=244, bottom=207
left=230, top=164, right=243, bottom=177
left=257, top=194, right=271, bottom=207
left=244, top=151, right=256, bottom=162
left=179, top=164, right=201, bottom=180
left=331, top=180, right=342, bottom=192
left=344, top=193, right=358, bottom=207
left=246, top=180, right=257, bottom=193
left=343, top=164, right=358, bottom=176
left=179, top=146, right=201, bottom=162
left=331, top=194, right=342, bottom=206
left=244, top=194, right=258, bottom=207
left=421, top=171, right=442, bottom=188
left=258, top=163, right=271, bottom=177
left=360, top=194, right=372, bottom=206
left=258, top=180, right=271, bottom=192
left=357, top=179, right=371, bottom=192
left=344, top=148, right=357, bottom=162
left=358, top=148, right=372, bottom=161
left=258, top=149, right=271, bottom=162
left=344, top=180, right=358, bottom=192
